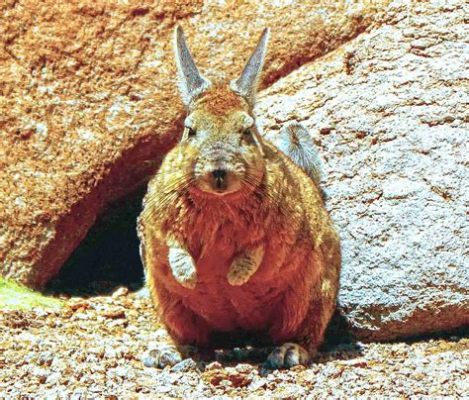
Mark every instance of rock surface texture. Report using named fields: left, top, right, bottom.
left=256, top=0, right=468, bottom=340
left=0, top=0, right=385, bottom=288
left=1, top=0, right=467, bottom=341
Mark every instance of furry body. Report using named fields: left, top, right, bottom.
left=138, top=28, right=340, bottom=365
left=138, top=86, right=340, bottom=352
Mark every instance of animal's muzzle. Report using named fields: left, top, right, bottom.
left=211, top=169, right=228, bottom=190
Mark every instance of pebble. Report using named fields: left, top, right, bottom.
left=142, top=356, right=158, bottom=368
left=235, top=363, right=255, bottom=374
left=112, top=287, right=129, bottom=298
left=206, top=361, right=223, bottom=371
left=45, top=372, right=61, bottom=385
left=1, top=292, right=467, bottom=398
left=38, top=351, right=54, bottom=366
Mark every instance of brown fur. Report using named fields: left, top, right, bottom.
left=194, top=84, right=248, bottom=116
left=138, top=83, right=341, bottom=356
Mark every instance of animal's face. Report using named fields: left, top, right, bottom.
left=181, top=86, right=265, bottom=196
left=173, top=26, right=270, bottom=199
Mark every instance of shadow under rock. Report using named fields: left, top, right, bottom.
left=46, top=187, right=147, bottom=298
left=317, top=310, right=365, bottom=360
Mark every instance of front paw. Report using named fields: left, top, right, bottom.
left=168, top=246, right=197, bottom=289
left=264, top=343, right=310, bottom=369
left=227, top=245, right=264, bottom=286
left=227, top=256, right=255, bottom=286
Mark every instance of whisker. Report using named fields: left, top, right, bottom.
left=242, top=171, right=304, bottom=228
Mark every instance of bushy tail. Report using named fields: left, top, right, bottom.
left=273, top=122, right=323, bottom=187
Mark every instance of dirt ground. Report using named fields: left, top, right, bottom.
left=0, top=288, right=467, bottom=399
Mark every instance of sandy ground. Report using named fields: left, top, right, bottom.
left=0, top=288, right=467, bottom=399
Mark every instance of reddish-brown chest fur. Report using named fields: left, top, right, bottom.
left=156, top=189, right=313, bottom=336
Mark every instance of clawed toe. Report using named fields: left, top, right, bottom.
left=143, top=341, right=310, bottom=370
left=265, top=343, right=310, bottom=369
left=143, top=344, right=182, bottom=368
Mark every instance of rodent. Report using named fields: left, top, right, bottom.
left=137, top=26, right=341, bottom=369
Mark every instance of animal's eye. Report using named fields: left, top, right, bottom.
left=185, top=127, right=196, bottom=138
left=242, top=128, right=256, bottom=144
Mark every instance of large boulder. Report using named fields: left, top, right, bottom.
left=0, top=0, right=386, bottom=288
left=256, top=0, right=468, bottom=340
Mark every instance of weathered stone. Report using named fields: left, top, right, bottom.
left=256, top=0, right=468, bottom=340
left=0, top=0, right=386, bottom=288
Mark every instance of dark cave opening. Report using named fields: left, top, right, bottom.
left=46, top=188, right=147, bottom=297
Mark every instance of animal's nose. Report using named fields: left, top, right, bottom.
left=211, top=169, right=227, bottom=190
left=212, top=169, right=227, bottom=180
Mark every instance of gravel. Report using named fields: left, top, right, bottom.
left=0, top=287, right=467, bottom=398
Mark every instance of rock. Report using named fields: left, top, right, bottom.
left=203, top=367, right=253, bottom=388
left=255, top=0, right=468, bottom=340
left=0, top=0, right=387, bottom=288
left=31, top=366, right=49, bottom=384
left=104, top=346, right=118, bottom=360
left=37, top=351, right=54, bottom=367
left=142, top=355, right=158, bottom=369
left=45, top=371, right=61, bottom=386
left=142, top=343, right=183, bottom=369
left=235, top=363, right=255, bottom=374
left=114, top=366, right=134, bottom=379
left=102, top=309, right=126, bottom=320
left=205, top=361, right=223, bottom=371
left=111, top=286, right=129, bottom=298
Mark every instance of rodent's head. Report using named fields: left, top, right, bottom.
left=173, top=26, right=269, bottom=198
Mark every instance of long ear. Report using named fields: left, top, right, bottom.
left=174, top=25, right=211, bottom=106
left=230, top=28, right=269, bottom=104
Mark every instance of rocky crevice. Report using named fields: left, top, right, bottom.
left=0, top=0, right=390, bottom=287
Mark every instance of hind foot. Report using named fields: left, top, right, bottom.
left=143, top=342, right=198, bottom=369
left=142, top=343, right=182, bottom=368
left=265, top=343, right=310, bottom=369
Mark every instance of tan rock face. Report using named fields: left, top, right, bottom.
left=0, top=0, right=386, bottom=287
left=256, top=0, right=468, bottom=340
